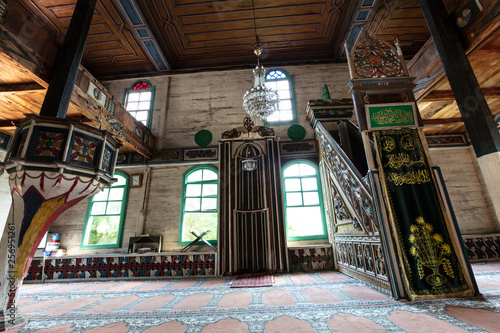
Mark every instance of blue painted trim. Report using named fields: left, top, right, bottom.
left=340, top=0, right=379, bottom=58
left=136, top=28, right=150, bottom=38
left=118, top=0, right=143, bottom=25
left=114, top=0, right=170, bottom=71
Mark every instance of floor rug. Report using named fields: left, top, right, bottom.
left=11, top=263, right=500, bottom=332
left=229, top=272, right=274, bottom=288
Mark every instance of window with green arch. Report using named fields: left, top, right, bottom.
left=124, top=80, right=155, bottom=129
left=264, top=69, right=297, bottom=125
left=179, top=165, right=218, bottom=245
left=81, top=171, right=129, bottom=249
left=282, top=161, right=327, bottom=240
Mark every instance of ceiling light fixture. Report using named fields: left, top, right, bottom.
left=242, top=0, right=279, bottom=120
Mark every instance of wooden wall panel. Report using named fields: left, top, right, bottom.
left=429, top=147, right=499, bottom=234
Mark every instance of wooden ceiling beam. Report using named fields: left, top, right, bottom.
left=422, top=88, right=500, bottom=101
left=0, top=120, right=16, bottom=127
left=422, top=117, right=463, bottom=126
left=0, top=82, right=45, bottom=95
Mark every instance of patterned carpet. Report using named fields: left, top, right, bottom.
left=7, top=262, right=500, bottom=332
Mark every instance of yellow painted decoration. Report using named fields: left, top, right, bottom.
left=409, top=216, right=454, bottom=291
left=386, top=169, right=431, bottom=186
left=14, top=194, right=67, bottom=279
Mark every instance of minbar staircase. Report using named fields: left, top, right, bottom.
left=314, top=118, right=391, bottom=292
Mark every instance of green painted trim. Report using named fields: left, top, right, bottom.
left=264, top=68, right=298, bottom=126
left=282, top=160, right=327, bottom=241
left=80, top=170, right=129, bottom=249
left=123, top=79, right=156, bottom=130
left=178, top=165, right=219, bottom=246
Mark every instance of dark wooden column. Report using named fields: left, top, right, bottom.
left=418, top=0, right=500, bottom=157
left=39, top=0, right=97, bottom=119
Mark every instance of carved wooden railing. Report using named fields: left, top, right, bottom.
left=315, top=122, right=390, bottom=291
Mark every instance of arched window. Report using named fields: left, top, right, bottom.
left=81, top=171, right=129, bottom=249
left=265, top=69, right=296, bottom=125
left=282, top=161, right=327, bottom=240
left=179, top=166, right=218, bottom=245
left=124, top=80, right=155, bottom=128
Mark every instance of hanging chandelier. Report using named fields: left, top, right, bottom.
left=242, top=0, right=279, bottom=120
left=242, top=47, right=279, bottom=120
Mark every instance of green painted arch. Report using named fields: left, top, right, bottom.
left=80, top=170, right=129, bottom=249
left=281, top=159, right=327, bottom=241
left=178, top=165, right=219, bottom=246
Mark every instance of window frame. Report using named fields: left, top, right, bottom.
left=80, top=170, right=129, bottom=250
left=123, top=80, right=156, bottom=130
left=264, top=68, right=297, bottom=126
left=178, top=165, right=219, bottom=246
left=282, top=160, right=327, bottom=241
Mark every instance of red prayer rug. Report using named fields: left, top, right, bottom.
left=229, top=272, right=274, bottom=288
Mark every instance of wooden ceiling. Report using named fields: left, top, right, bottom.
left=11, top=0, right=443, bottom=79
left=1, top=0, right=499, bottom=139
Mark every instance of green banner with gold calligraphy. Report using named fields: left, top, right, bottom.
left=375, top=128, right=471, bottom=296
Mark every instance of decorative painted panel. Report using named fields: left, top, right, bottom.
left=289, top=246, right=333, bottom=272
left=462, top=234, right=500, bottom=262
left=68, top=133, right=100, bottom=166
left=26, top=253, right=217, bottom=281
left=100, top=146, right=113, bottom=172
left=279, top=140, right=317, bottom=156
left=29, top=127, right=67, bottom=160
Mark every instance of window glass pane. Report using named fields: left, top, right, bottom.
left=187, top=170, right=203, bottom=182
left=266, top=112, right=279, bottom=122
left=186, top=184, right=202, bottom=197
left=93, top=188, right=109, bottom=201
left=278, top=90, right=291, bottom=99
left=279, top=111, right=294, bottom=121
left=202, top=184, right=217, bottom=196
left=286, top=207, right=324, bottom=237
left=266, top=70, right=286, bottom=79
left=106, top=201, right=122, bottom=215
left=303, top=192, right=319, bottom=206
left=301, top=178, right=317, bottom=191
left=181, top=167, right=218, bottom=244
left=135, top=111, right=148, bottom=121
left=285, top=178, right=301, bottom=192
left=276, top=80, right=290, bottom=91
left=127, top=93, right=140, bottom=102
left=279, top=100, right=292, bottom=111
left=267, top=82, right=279, bottom=91
left=138, top=101, right=150, bottom=110
left=181, top=212, right=217, bottom=242
left=201, top=198, right=217, bottom=211
left=108, top=188, right=124, bottom=201
left=284, top=164, right=299, bottom=178
left=286, top=192, right=303, bottom=206
left=114, top=175, right=126, bottom=186
left=85, top=215, right=120, bottom=245
left=126, top=102, right=139, bottom=111
left=202, top=170, right=217, bottom=181
left=91, top=202, right=106, bottom=215
left=299, top=163, right=316, bottom=176
left=185, top=198, right=201, bottom=211
left=139, top=91, right=152, bottom=101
